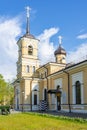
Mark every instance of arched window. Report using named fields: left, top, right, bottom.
left=34, top=94, right=37, bottom=105
left=26, top=65, right=29, bottom=73
left=75, top=81, right=81, bottom=104
left=28, top=45, right=33, bottom=55
left=33, top=66, right=35, bottom=73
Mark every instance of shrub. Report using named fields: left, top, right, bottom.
left=0, top=105, right=10, bottom=115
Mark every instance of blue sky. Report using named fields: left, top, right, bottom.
left=0, top=0, right=87, bottom=80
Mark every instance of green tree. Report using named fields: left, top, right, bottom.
left=0, top=74, right=14, bottom=106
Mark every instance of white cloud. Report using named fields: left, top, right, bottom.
left=37, top=27, right=59, bottom=65
left=0, top=16, right=22, bottom=81
left=67, top=43, right=87, bottom=63
left=77, top=33, right=87, bottom=39
left=67, top=33, right=87, bottom=63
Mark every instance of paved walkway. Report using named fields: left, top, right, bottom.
left=10, top=109, right=87, bottom=119
left=38, top=111, right=87, bottom=119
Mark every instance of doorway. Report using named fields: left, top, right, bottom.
left=57, top=93, right=61, bottom=111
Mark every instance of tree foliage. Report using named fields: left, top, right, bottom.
left=0, top=74, right=14, bottom=105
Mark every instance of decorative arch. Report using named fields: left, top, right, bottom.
left=72, top=72, right=84, bottom=105
left=32, top=84, right=39, bottom=110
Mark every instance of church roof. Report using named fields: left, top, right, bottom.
left=54, top=36, right=66, bottom=56
left=47, top=59, right=87, bottom=77
left=22, top=33, right=35, bottom=39
left=54, top=45, right=66, bottom=55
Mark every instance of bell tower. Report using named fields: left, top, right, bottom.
left=14, top=6, right=40, bottom=111
left=54, top=36, right=66, bottom=64
left=17, top=7, right=40, bottom=79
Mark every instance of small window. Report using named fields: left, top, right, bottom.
left=39, top=74, right=41, bottom=78
left=75, top=81, right=81, bottom=104
left=26, top=65, right=29, bottom=73
left=34, top=94, right=37, bottom=105
left=39, top=73, right=42, bottom=78
left=28, top=45, right=33, bottom=55
left=33, top=66, right=35, bottom=73
left=62, top=57, right=65, bottom=60
left=56, top=57, right=57, bottom=62
left=45, top=72, right=47, bottom=77
left=41, top=73, right=43, bottom=78
left=44, top=89, right=47, bottom=101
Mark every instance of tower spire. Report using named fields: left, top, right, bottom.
left=25, top=6, right=31, bottom=34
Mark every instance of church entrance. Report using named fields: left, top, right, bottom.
left=56, top=93, right=61, bottom=111
left=48, top=88, right=61, bottom=111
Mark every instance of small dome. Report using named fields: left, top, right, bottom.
left=23, top=33, right=35, bottom=39
left=54, top=45, right=66, bottom=55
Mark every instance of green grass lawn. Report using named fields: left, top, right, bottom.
left=0, top=112, right=87, bottom=130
